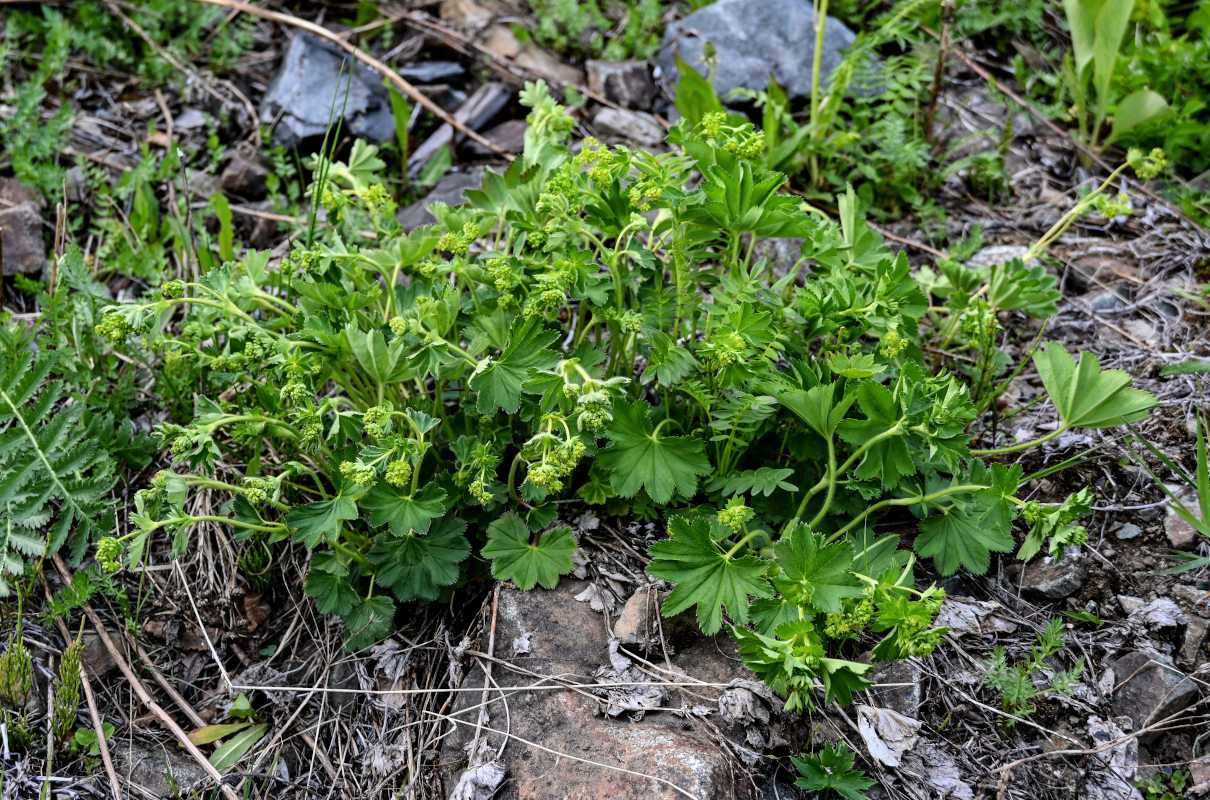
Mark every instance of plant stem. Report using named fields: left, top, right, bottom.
left=970, top=426, right=1066, bottom=456
left=827, top=483, right=988, bottom=542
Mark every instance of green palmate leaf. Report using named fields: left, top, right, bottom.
left=1018, top=487, right=1093, bottom=561
left=360, top=483, right=447, bottom=536
left=598, top=400, right=710, bottom=504
left=987, top=259, right=1061, bottom=317
left=819, top=657, right=874, bottom=705
left=1034, top=343, right=1158, bottom=429
left=305, top=569, right=360, bottom=616
left=916, top=500, right=1014, bottom=575
left=836, top=382, right=913, bottom=490
left=481, top=513, right=577, bottom=590
left=646, top=516, right=772, bottom=634
left=772, top=526, right=862, bottom=614
left=792, top=743, right=875, bottom=800
left=469, top=317, right=560, bottom=414
left=368, top=517, right=471, bottom=602
left=287, top=484, right=363, bottom=548
left=772, top=381, right=854, bottom=438
left=345, top=595, right=397, bottom=651
left=345, top=323, right=410, bottom=384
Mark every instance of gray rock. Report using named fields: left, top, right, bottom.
left=967, top=244, right=1032, bottom=270
left=592, top=107, right=666, bottom=147
left=173, top=108, right=210, bottom=131
left=1117, top=595, right=1146, bottom=615
left=115, top=742, right=210, bottom=796
left=1180, top=616, right=1208, bottom=668
left=81, top=633, right=117, bottom=679
left=1114, top=523, right=1143, bottom=541
left=1126, top=597, right=1186, bottom=642
left=1165, top=508, right=1200, bottom=550
left=751, top=236, right=806, bottom=280
left=588, top=60, right=657, bottom=109
left=1017, top=556, right=1088, bottom=600
left=1109, top=651, right=1200, bottom=743
left=657, top=0, right=858, bottom=103
left=220, top=147, right=271, bottom=199
left=613, top=586, right=697, bottom=654
left=261, top=34, right=396, bottom=148
left=869, top=658, right=923, bottom=718
left=440, top=582, right=772, bottom=800
left=463, top=118, right=528, bottom=157
left=408, top=83, right=512, bottom=178
left=1088, top=290, right=1127, bottom=313
left=396, top=168, right=484, bottom=231
left=0, top=202, right=45, bottom=276
left=398, top=60, right=466, bottom=84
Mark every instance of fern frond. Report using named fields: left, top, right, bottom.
left=0, top=353, right=115, bottom=584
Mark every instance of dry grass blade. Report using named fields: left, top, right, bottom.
left=50, top=556, right=242, bottom=800
left=191, top=0, right=515, bottom=161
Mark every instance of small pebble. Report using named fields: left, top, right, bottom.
left=1114, top=523, right=1143, bottom=541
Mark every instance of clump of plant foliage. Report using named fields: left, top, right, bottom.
left=93, top=81, right=1157, bottom=707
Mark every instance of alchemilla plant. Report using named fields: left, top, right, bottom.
left=95, top=82, right=1158, bottom=705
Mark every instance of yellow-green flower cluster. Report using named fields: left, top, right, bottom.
left=96, top=537, right=124, bottom=574
left=717, top=497, right=754, bottom=532
left=95, top=311, right=134, bottom=344
left=385, top=459, right=413, bottom=488
left=339, top=460, right=376, bottom=487
left=438, top=221, right=480, bottom=257
left=879, top=328, right=908, bottom=358
left=695, top=113, right=766, bottom=160
left=1128, top=147, right=1167, bottom=180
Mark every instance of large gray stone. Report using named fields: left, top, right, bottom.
left=439, top=581, right=788, bottom=799
left=1110, top=651, right=1200, bottom=743
left=261, top=34, right=396, bottom=148
left=1016, top=555, right=1088, bottom=600
left=396, top=168, right=484, bottom=231
left=657, top=0, right=858, bottom=103
left=0, top=202, right=45, bottom=276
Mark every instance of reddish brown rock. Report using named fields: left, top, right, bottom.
left=440, top=581, right=788, bottom=799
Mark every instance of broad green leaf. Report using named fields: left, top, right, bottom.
left=819, top=657, right=874, bottom=706
left=772, top=382, right=854, bottom=438
left=345, top=323, right=409, bottom=384
left=1034, top=343, right=1157, bottom=428
left=1018, top=487, right=1093, bottom=561
left=345, top=595, right=396, bottom=651
left=360, top=483, right=447, bottom=536
left=469, top=317, right=560, bottom=414
left=481, top=513, right=577, bottom=590
left=792, top=742, right=876, bottom=800
left=1063, top=0, right=1134, bottom=108
left=772, top=526, right=862, bottom=614
left=304, top=570, right=360, bottom=616
left=1107, top=88, right=1171, bottom=144
left=188, top=722, right=253, bottom=746
left=646, top=516, right=772, bottom=634
left=369, top=517, right=471, bottom=602
left=916, top=503, right=1013, bottom=575
left=287, top=486, right=362, bottom=548
left=987, top=259, right=1061, bottom=317
left=209, top=722, right=268, bottom=772
left=836, top=382, right=913, bottom=490
left=598, top=400, right=710, bottom=504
